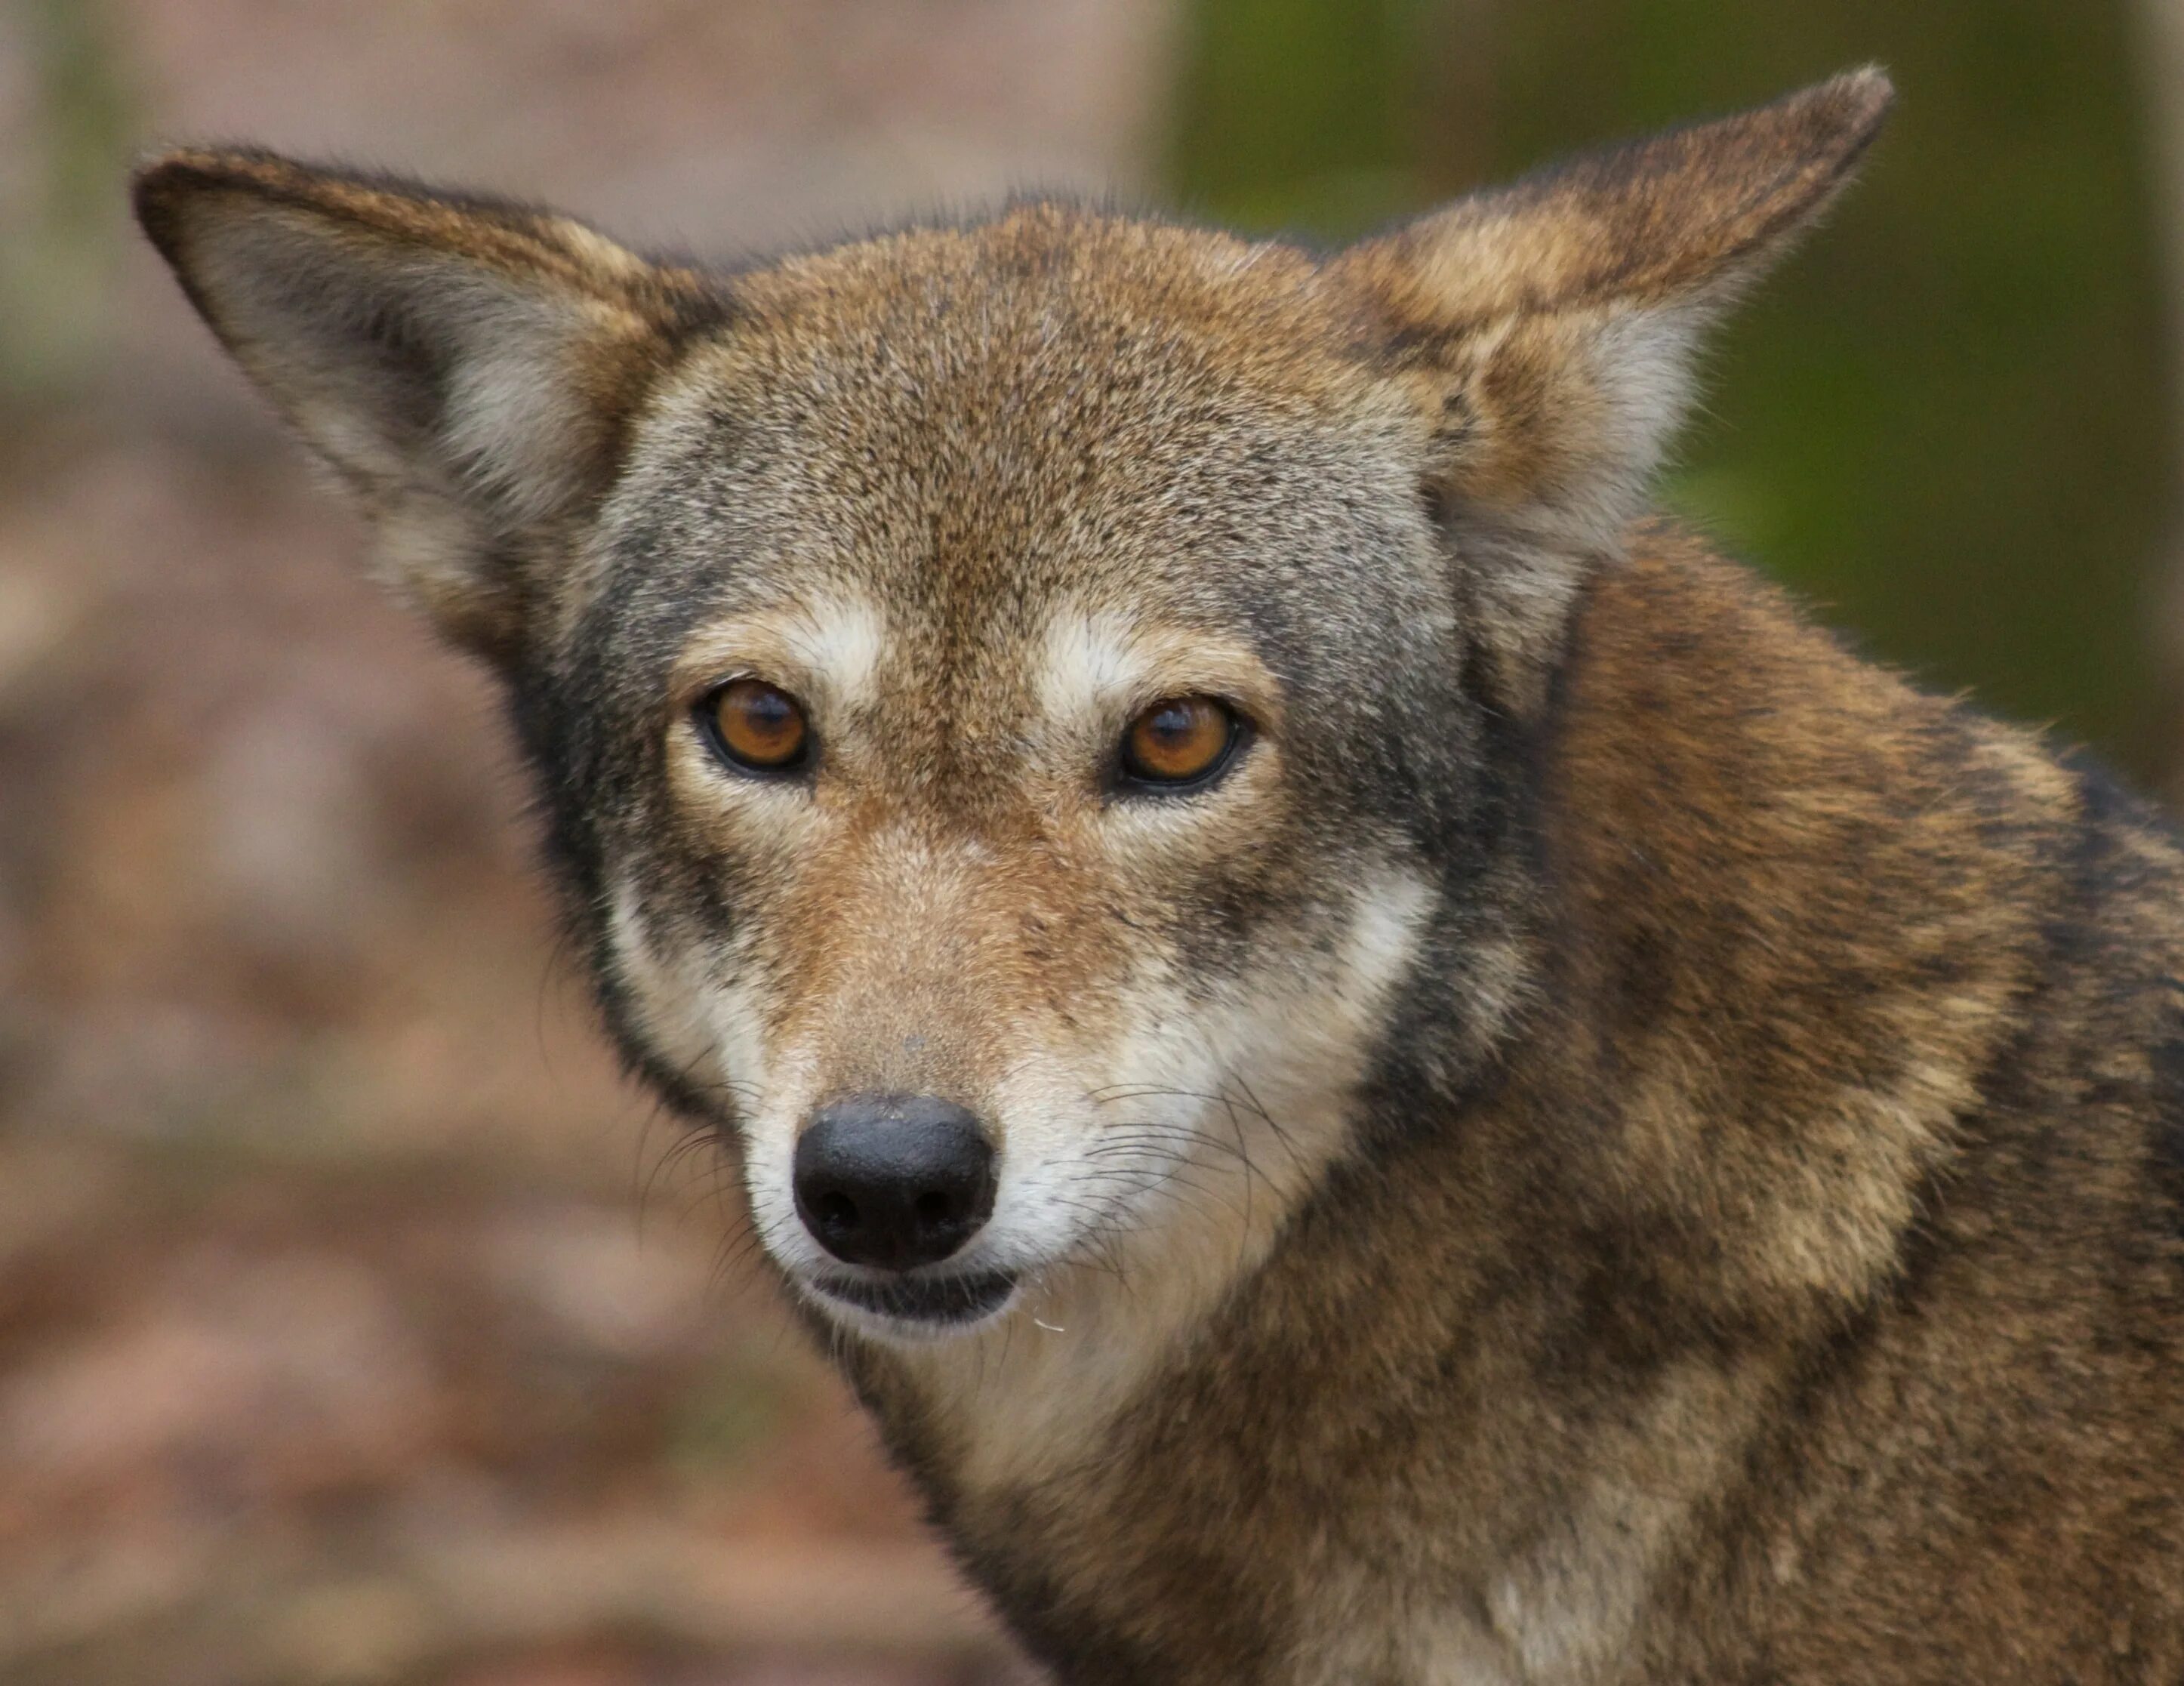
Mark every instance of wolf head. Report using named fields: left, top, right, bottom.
left=136, top=72, right=1889, bottom=1345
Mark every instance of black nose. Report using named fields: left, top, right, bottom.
left=793, top=1094, right=997, bottom=1270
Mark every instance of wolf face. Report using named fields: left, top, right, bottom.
left=133, top=76, right=1888, bottom=1359
left=569, top=229, right=1483, bottom=1346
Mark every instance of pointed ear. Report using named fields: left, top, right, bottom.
left=1335, top=69, right=1892, bottom=706
left=133, top=149, right=724, bottom=661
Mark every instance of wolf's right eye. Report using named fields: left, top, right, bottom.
left=698, top=679, right=812, bottom=774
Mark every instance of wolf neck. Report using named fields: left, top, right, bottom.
left=1528, top=522, right=2066, bottom=1336
left=838, top=523, right=2068, bottom=1674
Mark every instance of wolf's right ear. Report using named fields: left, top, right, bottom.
left=134, top=150, right=722, bottom=661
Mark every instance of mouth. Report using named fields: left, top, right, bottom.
left=806, top=1267, right=1020, bottom=1331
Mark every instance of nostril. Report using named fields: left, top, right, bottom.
left=913, top=1191, right=953, bottom=1228
left=815, top=1191, right=859, bottom=1232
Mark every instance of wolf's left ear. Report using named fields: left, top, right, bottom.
left=134, top=150, right=721, bottom=661
left=1335, top=69, right=1891, bottom=704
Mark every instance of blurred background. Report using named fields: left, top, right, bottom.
left=3, top=1, right=2182, bottom=1681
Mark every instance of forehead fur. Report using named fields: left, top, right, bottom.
left=735, top=202, right=1357, bottom=390
left=602, top=203, right=1441, bottom=677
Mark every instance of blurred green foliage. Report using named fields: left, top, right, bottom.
left=1, top=0, right=134, bottom=408
left=1166, top=0, right=2179, bottom=779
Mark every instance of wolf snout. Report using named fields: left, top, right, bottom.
left=793, top=1094, right=997, bottom=1270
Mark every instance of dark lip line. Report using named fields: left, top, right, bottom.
left=811, top=1268, right=1019, bottom=1324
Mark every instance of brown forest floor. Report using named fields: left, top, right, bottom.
left=1, top=3, right=1174, bottom=1680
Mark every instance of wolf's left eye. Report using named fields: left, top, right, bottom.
left=1118, top=696, right=1242, bottom=791
left=699, top=678, right=812, bottom=774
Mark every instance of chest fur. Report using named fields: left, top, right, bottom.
left=856, top=1173, right=1770, bottom=1686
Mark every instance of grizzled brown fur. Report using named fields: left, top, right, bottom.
left=136, top=69, right=2184, bottom=1683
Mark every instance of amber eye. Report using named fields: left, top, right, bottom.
left=701, top=678, right=811, bottom=773
left=1119, top=695, right=1241, bottom=790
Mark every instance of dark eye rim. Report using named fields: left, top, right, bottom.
left=692, top=677, right=817, bottom=778
left=1112, top=695, right=1251, bottom=797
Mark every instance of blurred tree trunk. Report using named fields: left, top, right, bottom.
left=0, top=0, right=133, bottom=414
left=2130, top=0, right=2184, bottom=800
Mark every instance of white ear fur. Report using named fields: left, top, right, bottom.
left=136, top=151, right=716, bottom=658
left=1338, top=69, right=1893, bottom=705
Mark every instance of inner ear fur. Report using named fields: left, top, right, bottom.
left=133, top=149, right=724, bottom=661
left=1336, top=68, right=1893, bottom=708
